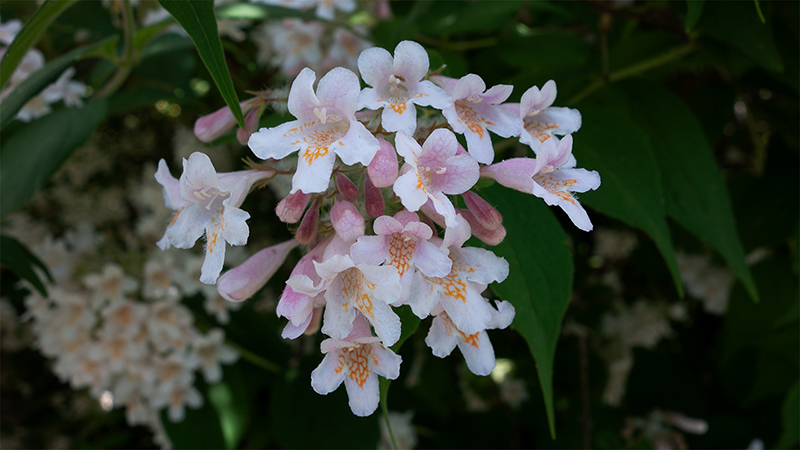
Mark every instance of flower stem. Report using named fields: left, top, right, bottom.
left=225, top=338, right=283, bottom=373
left=566, top=42, right=698, bottom=106
left=95, top=0, right=136, bottom=99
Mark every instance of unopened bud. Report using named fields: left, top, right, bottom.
left=364, top=175, right=385, bottom=218
left=194, top=98, right=257, bottom=143
left=295, top=198, right=320, bottom=244
left=462, top=191, right=503, bottom=230
left=217, top=239, right=298, bottom=302
left=276, top=191, right=311, bottom=223
left=459, top=209, right=506, bottom=246
left=368, top=136, right=399, bottom=188
left=236, top=105, right=262, bottom=145
left=334, top=172, right=360, bottom=202
left=669, top=413, right=708, bottom=435
left=330, top=200, right=365, bottom=242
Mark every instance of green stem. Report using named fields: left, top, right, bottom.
left=566, top=42, right=698, bottom=105
left=225, top=338, right=283, bottom=373
left=380, top=379, right=399, bottom=450
left=95, top=0, right=136, bottom=98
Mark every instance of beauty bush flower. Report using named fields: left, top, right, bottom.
left=311, top=314, right=401, bottom=416
left=217, top=239, right=299, bottom=302
left=358, top=40, right=451, bottom=135
left=435, top=74, right=523, bottom=164
left=368, top=135, right=399, bottom=188
left=249, top=67, right=380, bottom=194
left=193, top=98, right=258, bottom=143
left=516, top=80, right=582, bottom=152
left=481, top=135, right=601, bottom=231
left=393, top=129, right=479, bottom=227
left=155, top=152, right=270, bottom=284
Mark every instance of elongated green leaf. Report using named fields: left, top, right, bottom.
left=684, top=0, right=704, bottom=30
left=480, top=185, right=573, bottom=439
left=0, top=234, right=53, bottom=296
left=695, top=0, right=783, bottom=72
left=207, top=365, right=250, bottom=449
left=158, top=0, right=245, bottom=129
left=622, top=80, right=758, bottom=301
left=0, top=37, right=114, bottom=129
left=572, top=105, right=684, bottom=296
left=0, top=0, right=78, bottom=90
left=0, top=99, right=107, bottom=219
left=777, top=380, right=800, bottom=449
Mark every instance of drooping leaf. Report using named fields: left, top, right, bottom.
left=480, top=185, right=574, bottom=439
left=622, top=80, right=758, bottom=301
left=0, top=36, right=114, bottom=129
left=684, top=0, right=704, bottom=30
left=777, top=380, right=800, bottom=449
left=0, top=234, right=53, bottom=297
left=695, top=0, right=783, bottom=72
left=0, top=99, right=108, bottom=220
left=158, top=0, right=245, bottom=129
left=0, top=0, right=79, bottom=90
left=161, top=380, right=227, bottom=450
left=572, top=105, right=684, bottom=295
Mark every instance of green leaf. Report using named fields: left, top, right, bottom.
left=0, top=234, right=53, bottom=297
left=621, top=80, right=758, bottom=301
left=684, top=0, right=704, bottom=30
left=0, top=36, right=114, bottom=129
left=572, top=105, right=684, bottom=296
left=207, top=365, right=250, bottom=449
left=158, top=0, right=245, bottom=129
left=0, top=99, right=107, bottom=220
left=0, top=0, right=79, bottom=90
left=479, top=185, right=574, bottom=439
left=777, top=380, right=800, bottom=449
left=215, top=2, right=319, bottom=21
left=161, top=380, right=227, bottom=450
left=695, top=1, right=783, bottom=72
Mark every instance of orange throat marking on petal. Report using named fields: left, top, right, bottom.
left=455, top=99, right=486, bottom=139
left=341, top=268, right=376, bottom=319
left=442, top=312, right=480, bottom=348
left=300, top=122, right=348, bottom=165
left=387, top=233, right=416, bottom=277
left=342, top=345, right=372, bottom=388
left=426, top=263, right=468, bottom=303
left=525, top=121, right=559, bottom=143
left=388, top=102, right=408, bottom=114
left=533, top=174, right=578, bottom=205
left=169, top=208, right=183, bottom=228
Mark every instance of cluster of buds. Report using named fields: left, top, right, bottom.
left=163, top=40, right=601, bottom=416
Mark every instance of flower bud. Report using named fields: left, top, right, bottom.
left=236, top=105, right=262, bottom=145
left=367, top=136, right=399, bottom=188
left=364, top=175, right=385, bottom=218
left=295, top=198, right=320, bottom=244
left=276, top=191, right=311, bottom=223
left=459, top=209, right=506, bottom=246
left=330, top=200, right=365, bottom=242
left=462, top=191, right=503, bottom=230
left=217, top=239, right=298, bottom=302
left=334, top=172, right=360, bottom=202
left=194, top=98, right=257, bottom=143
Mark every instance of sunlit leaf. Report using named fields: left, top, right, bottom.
left=572, top=105, right=684, bottom=295
left=0, top=0, right=78, bottom=90
left=158, top=0, right=246, bottom=129
left=480, top=185, right=573, bottom=439
left=0, top=99, right=107, bottom=219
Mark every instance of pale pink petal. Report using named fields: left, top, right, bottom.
left=311, top=351, right=346, bottom=394
left=248, top=120, right=305, bottom=161
left=480, top=158, right=537, bottom=193
left=368, top=136, right=399, bottom=188
left=336, top=120, right=380, bottom=166
left=321, top=276, right=358, bottom=339
left=393, top=131, right=420, bottom=162
left=179, top=153, right=220, bottom=201
left=287, top=67, right=320, bottom=121
left=371, top=344, right=402, bottom=380
left=358, top=46, right=393, bottom=87
left=358, top=87, right=384, bottom=111
left=481, top=84, right=513, bottom=104
left=350, top=235, right=388, bottom=266
left=200, top=231, right=227, bottom=284
left=155, top=159, right=187, bottom=210
left=393, top=40, right=429, bottom=83
left=315, top=67, right=360, bottom=118
left=380, top=98, right=417, bottom=135
left=428, top=193, right=458, bottom=228
left=452, top=74, right=486, bottom=100
left=330, top=200, right=365, bottom=242
left=217, top=239, right=298, bottom=301
left=457, top=247, right=509, bottom=285
left=437, top=154, right=479, bottom=195
left=520, top=80, right=557, bottom=116
left=344, top=372, right=379, bottom=416
left=393, top=170, right=428, bottom=212
left=292, top=148, right=336, bottom=194
left=164, top=206, right=209, bottom=249
left=413, top=80, right=451, bottom=110
left=413, top=240, right=452, bottom=278
left=373, top=214, right=405, bottom=236
left=457, top=330, right=496, bottom=376
left=425, top=314, right=458, bottom=358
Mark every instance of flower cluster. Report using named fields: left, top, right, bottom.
left=171, top=39, right=601, bottom=416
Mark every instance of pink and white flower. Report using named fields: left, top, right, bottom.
left=393, top=129, right=479, bottom=227
left=434, top=74, right=522, bottom=164
left=358, top=40, right=451, bottom=135
left=249, top=67, right=380, bottom=194
left=310, top=314, right=401, bottom=416
left=516, top=80, right=582, bottom=152
left=480, top=135, right=600, bottom=231
left=155, top=152, right=270, bottom=284
left=350, top=210, right=451, bottom=303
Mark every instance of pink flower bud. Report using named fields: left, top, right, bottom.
left=295, top=198, right=320, bottom=244
left=194, top=98, right=257, bottom=143
left=217, top=239, right=298, bottom=302
left=330, top=200, right=365, bottom=242
left=276, top=191, right=311, bottom=223
left=364, top=175, right=385, bottom=218
left=462, top=191, right=503, bottom=230
left=367, top=136, right=399, bottom=188
left=236, top=105, right=262, bottom=145
left=334, top=172, right=359, bottom=202
left=459, top=209, right=506, bottom=246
